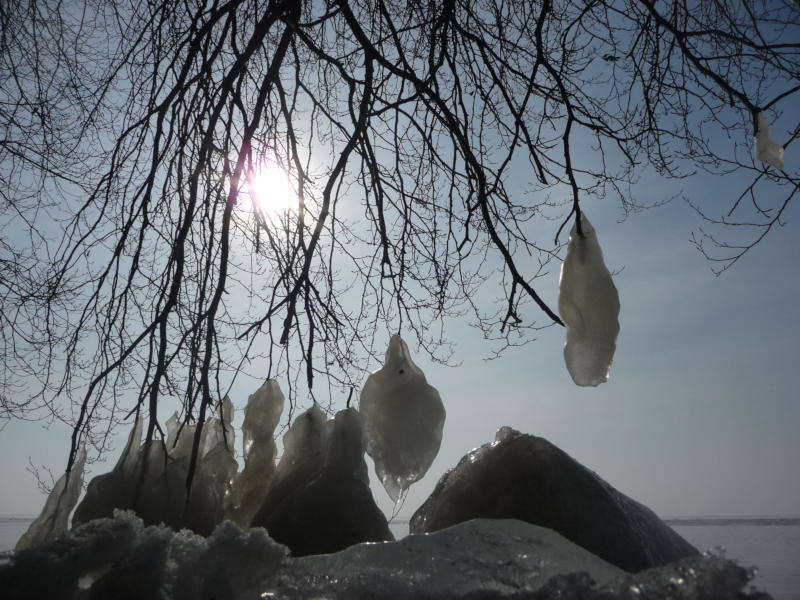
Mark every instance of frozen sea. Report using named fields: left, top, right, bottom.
left=3, top=516, right=798, bottom=598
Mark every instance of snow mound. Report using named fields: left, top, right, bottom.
left=359, top=334, right=446, bottom=501
left=558, top=214, right=620, bottom=386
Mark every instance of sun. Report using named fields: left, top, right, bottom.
left=246, top=162, right=295, bottom=216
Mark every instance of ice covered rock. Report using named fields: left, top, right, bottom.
left=227, top=381, right=284, bottom=526
left=410, top=427, right=699, bottom=573
left=359, top=334, right=446, bottom=501
left=755, top=111, right=785, bottom=170
left=558, top=214, right=620, bottom=386
left=0, top=513, right=771, bottom=599
left=15, top=446, right=86, bottom=551
left=251, top=407, right=392, bottom=555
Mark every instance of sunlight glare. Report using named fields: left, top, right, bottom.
left=247, top=162, right=295, bottom=216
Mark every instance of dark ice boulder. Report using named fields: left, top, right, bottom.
left=410, top=426, right=699, bottom=573
left=257, top=467, right=393, bottom=556
left=251, top=407, right=393, bottom=556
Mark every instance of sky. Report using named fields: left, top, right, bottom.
left=2, top=164, right=798, bottom=522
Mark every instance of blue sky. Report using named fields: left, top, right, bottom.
left=2, top=180, right=798, bottom=520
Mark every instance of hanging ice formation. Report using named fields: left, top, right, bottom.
left=359, top=334, right=446, bottom=502
left=558, top=214, right=620, bottom=387
left=227, top=380, right=285, bottom=526
left=15, top=446, right=86, bottom=551
left=754, top=111, right=785, bottom=170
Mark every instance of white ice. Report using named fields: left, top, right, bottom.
left=755, top=111, right=785, bottom=170
left=359, top=334, right=445, bottom=501
left=15, top=445, right=86, bottom=551
left=558, top=214, right=620, bottom=387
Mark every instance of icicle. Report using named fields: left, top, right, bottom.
left=359, top=335, right=446, bottom=501
left=558, top=214, right=620, bottom=387
left=755, top=111, right=784, bottom=170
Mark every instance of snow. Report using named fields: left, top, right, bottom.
left=755, top=111, right=785, bottom=170
left=15, top=446, right=86, bottom=551
left=558, top=214, right=621, bottom=387
left=1, top=512, right=768, bottom=599
left=359, top=334, right=446, bottom=501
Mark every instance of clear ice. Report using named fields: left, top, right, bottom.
left=558, top=214, right=620, bottom=387
left=359, top=334, right=446, bottom=501
left=228, top=381, right=285, bottom=526
left=15, top=446, right=86, bottom=551
left=755, top=111, right=785, bottom=170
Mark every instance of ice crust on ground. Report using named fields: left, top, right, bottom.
left=15, top=446, right=86, bottom=551
left=755, top=111, right=785, bottom=170
left=558, top=214, right=620, bottom=386
left=228, top=381, right=284, bottom=526
left=0, top=512, right=771, bottom=600
left=359, top=334, right=446, bottom=501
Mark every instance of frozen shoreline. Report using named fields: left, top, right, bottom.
left=0, top=513, right=782, bottom=599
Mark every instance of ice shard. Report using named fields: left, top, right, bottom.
left=16, top=446, right=87, bottom=550
left=558, top=214, right=620, bottom=386
left=74, top=400, right=237, bottom=535
left=251, top=403, right=329, bottom=525
left=228, top=381, right=285, bottom=526
left=755, top=111, right=785, bottom=170
left=324, top=407, right=369, bottom=485
left=359, top=334, right=446, bottom=501
left=73, top=415, right=142, bottom=525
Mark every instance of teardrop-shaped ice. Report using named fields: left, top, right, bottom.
left=755, top=111, right=784, bottom=170
left=359, top=335, right=446, bottom=501
left=558, top=214, right=620, bottom=387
